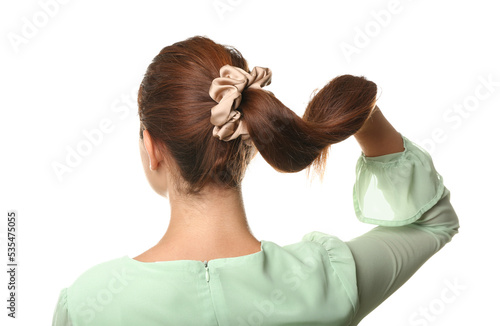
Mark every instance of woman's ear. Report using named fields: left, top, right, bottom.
left=142, top=129, right=164, bottom=170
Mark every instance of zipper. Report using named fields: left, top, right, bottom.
left=203, top=260, right=219, bottom=324
left=203, top=260, right=210, bottom=282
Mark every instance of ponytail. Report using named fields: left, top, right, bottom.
left=241, top=75, right=377, bottom=173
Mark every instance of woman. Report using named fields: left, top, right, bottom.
left=52, top=36, right=459, bottom=325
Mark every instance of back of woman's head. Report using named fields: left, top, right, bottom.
left=138, top=35, right=377, bottom=195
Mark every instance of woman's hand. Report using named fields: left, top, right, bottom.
left=353, top=105, right=405, bottom=157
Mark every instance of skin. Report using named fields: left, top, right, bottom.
left=353, top=105, right=404, bottom=157
left=133, top=129, right=262, bottom=263
left=134, top=105, right=404, bottom=263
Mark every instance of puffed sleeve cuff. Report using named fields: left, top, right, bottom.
left=353, top=133, right=445, bottom=226
left=52, top=288, right=73, bottom=326
left=302, top=231, right=359, bottom=317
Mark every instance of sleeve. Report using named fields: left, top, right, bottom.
left=302, top=231, right=359, bottom=321
left=346, top=133, right=460, bottom=325
left=52, top=288, right=73, bottom=326
left=353, top=133, right=445, bottom=226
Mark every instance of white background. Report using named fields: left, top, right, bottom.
left=1, top=0, right=498, bottom=325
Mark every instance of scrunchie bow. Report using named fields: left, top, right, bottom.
left=208, top=64, right=272, bottom=144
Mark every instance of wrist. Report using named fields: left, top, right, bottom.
left=353, top=107, right=404, bottom=157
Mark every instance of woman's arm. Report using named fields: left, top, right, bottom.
left=346, top=107, right=460, bottom=325
left=353, top=105, right=404, bottom=157
left=347, top=189, right=459, bottom=325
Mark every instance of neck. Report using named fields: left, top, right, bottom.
left=150, top=185, right=261, bottom=261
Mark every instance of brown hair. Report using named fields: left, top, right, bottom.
left=138, top=36, right=377, bottom=194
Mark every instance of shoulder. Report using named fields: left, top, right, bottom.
left=68, top=256, right=131, bottom=292
left=300, top=231, right=354, bottom=262
left=66, top=256, right=131, bottom=305
left=70, top=256, right=128, bottom=285
left=265, top=231, right=355, bottom=272
left=64, top=256, right=133, bottom=323
left=274, top=232, right=353, bottom=261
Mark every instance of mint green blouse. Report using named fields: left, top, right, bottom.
left=52, top=134, right=459, bottom=326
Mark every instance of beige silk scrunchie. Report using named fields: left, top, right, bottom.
left=208, top=64, right=272, bottom=144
